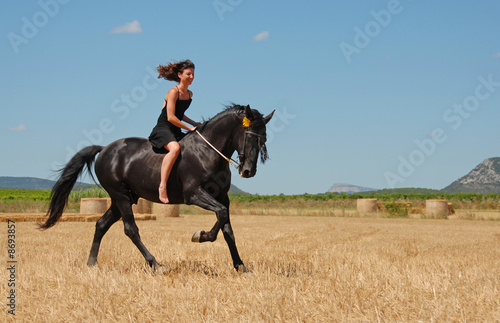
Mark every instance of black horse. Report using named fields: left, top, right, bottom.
left=40, top=105, right=274, bottom=272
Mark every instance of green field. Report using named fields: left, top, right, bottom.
left=0, top=187, right=108, bottom=213
left=2, top=188, right=500, bottom=216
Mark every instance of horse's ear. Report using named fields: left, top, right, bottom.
left=263, top=110, right=275, bottom=125
left=244, top=105, right=254, bottom=119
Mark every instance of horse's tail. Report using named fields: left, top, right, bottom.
left=38, top=145, right=103, bottom=230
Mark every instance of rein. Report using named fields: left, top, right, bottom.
left=195, top=129, right=265, bottom=170
left=195, top=130, right=240, bottom=169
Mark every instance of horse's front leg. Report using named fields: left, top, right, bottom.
left=221, top=219, right=248, bottom=272
left=188, top=188, right=245, bottom=271
left=189, top=188, right=227, bottom=243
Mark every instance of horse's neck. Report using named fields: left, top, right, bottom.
left=200, top=115, right=239, bottom=156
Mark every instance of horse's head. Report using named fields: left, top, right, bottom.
left=237, top=105, right=274, bottom=178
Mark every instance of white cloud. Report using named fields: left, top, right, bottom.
left=253, top=31, right=269, bottom=42
left=110, top=20, right=142, bottom=34
left=493, top=52, right=500, bottom=58
left=8, top=124, right=27, bottom=132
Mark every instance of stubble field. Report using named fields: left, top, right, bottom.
left=1, top=214, right=499, bottom=322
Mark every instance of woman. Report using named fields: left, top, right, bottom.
left=149, top=60, right=200, bottom=204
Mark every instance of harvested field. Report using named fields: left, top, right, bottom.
left=1, top=214, right=499, bottom=322
left=0, top=213, right=156, bottom=223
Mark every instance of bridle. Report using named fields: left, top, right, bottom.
left=195, top=128, right=266, bottom=170
left=237, top=130, right=265, bottom=169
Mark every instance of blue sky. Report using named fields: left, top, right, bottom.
left=1, top=0, right=499, bottom=195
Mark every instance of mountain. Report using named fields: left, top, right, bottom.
left=0, top=176, right=92, bottom=190
left=328, top=183, right=378, bottom=194
left=0, top=176, right=249, bottom=196
left=366, top=187, right=441, bottom=194
left=228, top=185, right=251, bottom=196
left=442, top=158, right=500, bottom=193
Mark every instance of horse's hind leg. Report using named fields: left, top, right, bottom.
left=87, top=206, right=121, bottom=266
left=115, top=199, right=158, bottom=269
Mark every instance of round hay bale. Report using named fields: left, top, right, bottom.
left=357, top=198, right=378, bottom=214
left=152, top=203, right=180, bottom=217
left=80, top=198, right=111, bottom=214
left=447, top=202, right=455, bottom=214
left=426, top=199, right=450, bottom=218
left=132, top=198, right=153, bottom=214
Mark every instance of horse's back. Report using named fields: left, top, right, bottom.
left=96, top=137, right=153, bottom=168
left=95, top=137, right=164, bottom=200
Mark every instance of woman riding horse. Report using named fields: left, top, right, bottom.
left=40, top=104, right=274, bottom=272
left=148, top=60, right=200, bottom=204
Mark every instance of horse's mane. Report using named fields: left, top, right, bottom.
left=198, top=104, right=264, bottom=132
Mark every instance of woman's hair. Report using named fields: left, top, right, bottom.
left=157, top=60, right=195, bottom=82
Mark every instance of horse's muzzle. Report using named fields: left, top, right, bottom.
left=240, top=169, right=255, bottom=178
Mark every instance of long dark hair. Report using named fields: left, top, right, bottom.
left=157, top=60, right=195, bottom=82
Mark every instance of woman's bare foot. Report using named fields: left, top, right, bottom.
left=159, top=185, right=169, bottom=204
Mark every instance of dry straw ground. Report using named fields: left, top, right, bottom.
left=1, top=214, right=499, bottom=322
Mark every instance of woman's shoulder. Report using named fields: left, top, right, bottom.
left=165, top=87, right=179, bottom=100
left=168, top=86, right=179, bottom=94
left=165, top=86, right=193, bottom=100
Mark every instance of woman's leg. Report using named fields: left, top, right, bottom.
left=159, top=141, right=180, bottom=204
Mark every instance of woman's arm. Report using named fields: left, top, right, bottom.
left=182, top=90, right=200, bottom=127
left=182, top=115, right=201, bottom=127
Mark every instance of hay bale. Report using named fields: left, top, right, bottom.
left=426, top=200, right=450, bottom=218
left=80, top=198, right=111, bottom=214
left=152, top=203, right=180, bottom=217
left=84, top=215, right=100, bottom=222
left=135, top=214, right=157, bottom=221
left=448, top=203, right=455, bottom=215
left=357, top=199, right=378, bottom=214
left=132, top=198, right=153, bottom=214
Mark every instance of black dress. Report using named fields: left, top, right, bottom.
left=149, top=91, right=192, bottom=153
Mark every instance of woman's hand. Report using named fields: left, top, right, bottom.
left=182, top=116, right=201, bottom=130
left=189, top=121, right=201, bottom=131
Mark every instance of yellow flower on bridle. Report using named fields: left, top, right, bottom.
left=242, top=117, right=251, bottom=128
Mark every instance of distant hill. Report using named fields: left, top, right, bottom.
left=228, top=185, right=251, bottom=196
left=0, top=176, right=92, bottom=190
left=328, top=183, right=378, bottom=194
left=442, top=158, right=500, bottom=193
left=0, top=176, right=250, bottom=196
left=362, top=187, right=442, bottom=195
left=329, top=158, right=500, bottom=195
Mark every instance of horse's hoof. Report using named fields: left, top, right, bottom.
left=237, top=264, right=253, bottom=274
left=87, top=259, right=98, bottom=267
left=191, top=230, right=202, bottom=242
